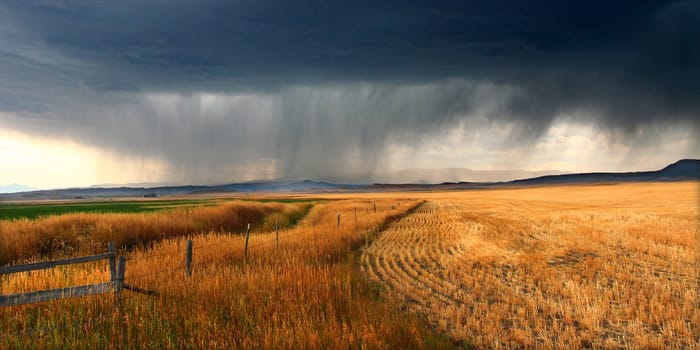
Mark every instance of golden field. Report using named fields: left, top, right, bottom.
left=0, top=181, right=697, bottom=349
left=361, top=182, right=699, bottom=348
left=0, top=201, right=307, bottom=265
left=0, top=198, right=454, bottom=349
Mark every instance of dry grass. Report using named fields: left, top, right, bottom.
left=362, top=182, right=699, bottom=349
left=0, top=201, right=305, bottom=265
left=2, top=182, right=696, bottom=349
left=0, top=198, right=455, bottom=349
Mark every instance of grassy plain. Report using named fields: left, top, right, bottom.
left=0, top=182, right=696, bottom=349
left=0, top=200, right=310, bottom=265
left=0, top=199, right=217, bottom=221
left=0, top=198, right=455, bottom=349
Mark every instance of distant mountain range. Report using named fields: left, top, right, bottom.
left=0, top=180, right=358, bottom=200
left=319, top=168, right=566, bottom=184
left=0, top=183, right=33, bottom=194
left=509, top=159, right=699, bottom=185
left=0, top=159, right=697, bottom=200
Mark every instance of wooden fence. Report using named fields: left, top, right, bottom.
left=0, top=242, right=147, bottom=307
left=0, top=232, right=253, bottom=308
left=1, top=225, right=312, bottom=307
left=0, top=230, right=271, bottom=308
left=0, top=206, right=390, bottom=308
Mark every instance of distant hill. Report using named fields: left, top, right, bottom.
left=0, top=160, right=696, bottom=200
left=0, top=180, right=354, bottom=200
left=198, top=179, right=358, bottom=193
left=319, top=168, right=565, bottom=184
left=0, top=183, right=33, bottom=194
left=657, top=159, right=700, bottom=177
left=90, top=182, right=182, bottom=188
left=510, top=159, right=699, bottom=185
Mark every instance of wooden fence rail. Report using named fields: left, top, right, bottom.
left=0, top=284, right=114, bottom=307
left=0, top=253, right=115, bottom=275
left=2, top=210, right=374, bottom=307
left=0, top=242, right=130, bottom=308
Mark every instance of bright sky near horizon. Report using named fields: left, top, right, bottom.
left=2, top=118, right=695, bottom=190
left=1, top=1, right=698, bottom=189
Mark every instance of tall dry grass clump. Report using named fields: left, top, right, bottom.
left=0, top=201, right=307, bottom=265
left=0, top=198, right=456, bottom=349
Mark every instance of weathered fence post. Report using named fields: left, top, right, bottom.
left=244, top=223, right=251, bottom=258
left=337, top=213, right=341, bottom=228
left=115, top=256, right=126, bottom=308
left=109, top=241, right=118, bottom=308
left=354, top=208, right=357, bottom=223
left=374, top=203, right=377, bottom=214
left=185, top=240, right=193, bottom=277
left=275, top=220, right=279, bottom=249
left=108, top=241, right=116, bottom=283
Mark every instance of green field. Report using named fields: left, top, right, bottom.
left=0, top=199, right=216, bottom=220
left=0, top=198, right=327, bottom=221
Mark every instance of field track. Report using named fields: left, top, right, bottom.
left=362, top=183, right=698, bottom=349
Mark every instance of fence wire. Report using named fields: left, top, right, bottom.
left=118, top=220, right=368, bottom=298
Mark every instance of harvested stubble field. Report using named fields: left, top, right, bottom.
left=361, top=182, right=699, bottom=349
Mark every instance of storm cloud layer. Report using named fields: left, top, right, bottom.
left=1, top=1, right=698, bottom=183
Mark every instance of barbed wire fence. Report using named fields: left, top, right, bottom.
left=1, top=200, right=416, bottom=339
left=117, top=201, right=404, bottom=309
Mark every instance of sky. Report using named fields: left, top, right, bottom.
left=0, top=0, right=698, bottom=189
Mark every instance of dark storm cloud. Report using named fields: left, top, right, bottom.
left=0, top=0, right=698, bottom=182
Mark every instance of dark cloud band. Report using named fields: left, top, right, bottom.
left=0, top=1, right=697, bottom=182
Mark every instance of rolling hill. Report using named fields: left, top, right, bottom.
left=0, top=160, right=696, bottom=200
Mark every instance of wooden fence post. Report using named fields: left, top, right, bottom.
left=354, top=208, right=357, bottom=224
left=337, top=213, right=341, bottom=228
left=244, top=223, right=251, bottom=258
left=109, top=241, right=118, bottom=308
left=108, top=241, right=116, bottom=283
left=185, top=240, right=193, bottom=277
left=115, top=256, right=126, bottom=308
left=374, top=203, right=377, bottom=214
left=275, top=220, right=279, bottom=249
